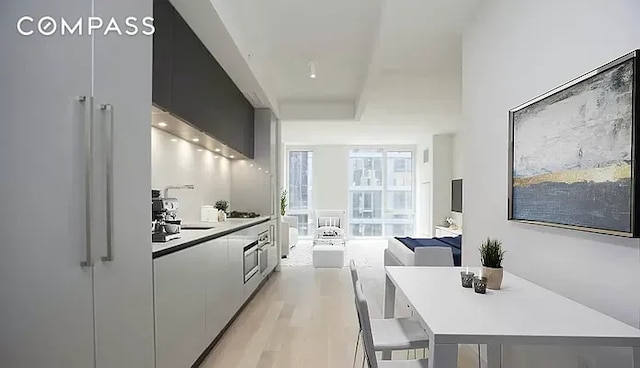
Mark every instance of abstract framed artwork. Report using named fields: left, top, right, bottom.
left=508, top=50, right=639, bottom=237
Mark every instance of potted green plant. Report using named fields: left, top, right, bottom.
left=479, top=238, right=505, bottom=290
left=214, top=200, right=229, bottom=221
left=280, top=189, right=288, bottom=216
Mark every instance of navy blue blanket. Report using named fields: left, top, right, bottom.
left=395, top=236, right=462, bottom=266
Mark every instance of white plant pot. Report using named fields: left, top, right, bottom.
left=482, top=266, right=503, bottom=290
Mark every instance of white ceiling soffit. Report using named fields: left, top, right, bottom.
left=170, top=0, right=479, bottom=124
left=281, top=120, right=444, bottom=145
left=199, top=0, right=383, bottom=121
left=169, top=0, right=279, bottom=115
left=355, top=0, right=480, bottom=124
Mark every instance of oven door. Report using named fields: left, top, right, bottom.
left=259, top=244, right=269, bottom=276
left=243, top=241, right=259, bottom=283
left=258, top=230, right=270, bottom=276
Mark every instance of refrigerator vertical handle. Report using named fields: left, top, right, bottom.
left=79, top=96, right=93, bottom=267
left=100, top=103, right=114, bottom=262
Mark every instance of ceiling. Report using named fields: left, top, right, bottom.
left=169, top=0, right=480, bottom=136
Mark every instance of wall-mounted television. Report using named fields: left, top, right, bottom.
left=451, top=179, right=463, bottom=213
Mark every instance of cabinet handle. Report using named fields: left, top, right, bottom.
left=80, top=96, right=93, bottom=267
left=100, top=104, right=114, bottom=262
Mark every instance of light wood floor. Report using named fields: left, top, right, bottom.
left=200, top=265, right=479, bottom=368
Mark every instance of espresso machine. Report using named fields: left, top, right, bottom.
left=152, top=190, right=182, bottom=242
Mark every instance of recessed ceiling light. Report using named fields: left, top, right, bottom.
left=265, top=170, right=269, bottom=173
left=158, top=122, right=168, bottom=127
left=250, top=164, right=254, bottom=167
left=258, top=167, right=262, bottom=171
left=171, top=138, right=178, bottom=142
left=192, top=138, right=199, bottom=142
left=229, top=155, right=235, bottom=159
left=215, top=148, right=221, bottom=152
left=308, top=60, right=317, bottom=79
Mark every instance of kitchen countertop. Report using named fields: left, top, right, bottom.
left=152, top=216, right=272, bottom=258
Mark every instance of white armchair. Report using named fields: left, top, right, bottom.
left=280, top=216, right=299, bottom=258
left=313, top=210, right=347, bottom=246
left=314, top=210, right=346, bottom=230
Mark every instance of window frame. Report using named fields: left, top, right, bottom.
left=348, top=146, right=417, bottom=238
left=285, top=147, right=315, bottom=238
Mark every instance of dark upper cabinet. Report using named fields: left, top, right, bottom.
left=152, top=0, right=255, bottom=158
left=152, top=0, right=173, bottom=111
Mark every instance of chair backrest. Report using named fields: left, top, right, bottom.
left=414, top=246, right=454, bottom=266
left=315, top=210, right=346, bottom=229
left=349, top=259, right=363, bottom=325
left=354, top=280, right=378, bottom=368
left=349, top=259, right=358, bottom=295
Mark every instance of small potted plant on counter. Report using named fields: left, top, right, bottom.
left=480, top=237, right=505, bottom=290
left=214, top=200, right=229, bottom=222
left=280, top=189, right=288, bottom=216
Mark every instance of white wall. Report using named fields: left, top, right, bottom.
left=312, top=146, right=350, bottom=215
left=463, top=1, right=640, bottom=366
left=451, top=133, right=463, bottom=227
left=432, top=134, right=453, bottom=232
left=282, top=120, right=437, bottom=146
left=416, top=141, right=433, bottom=236
left=230, top=160, right=271, bottom=214
left=151, top=128, right=231, bottom=223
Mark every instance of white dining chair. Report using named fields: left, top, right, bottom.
left=349, top=260, right=429, bottom=367
left=355, top=280, right=430, bottom=367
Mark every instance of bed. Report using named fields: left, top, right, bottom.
left=387, top=235, right=462, bottom=266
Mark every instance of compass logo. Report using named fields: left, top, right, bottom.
left=17, top=16, right=155, bottom=36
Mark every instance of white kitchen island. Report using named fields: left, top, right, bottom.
left=384, top=267, right=640, bottom=368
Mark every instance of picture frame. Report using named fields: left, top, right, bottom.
left=508, top=50, right=639, bottom=237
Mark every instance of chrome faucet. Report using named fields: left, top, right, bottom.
left=163, top=185, right=195, bottom=198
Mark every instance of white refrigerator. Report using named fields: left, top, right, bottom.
left=0, top=1, right=155, bottom=367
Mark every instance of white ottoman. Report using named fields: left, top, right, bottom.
left=312, top=245, right=345, bottom=268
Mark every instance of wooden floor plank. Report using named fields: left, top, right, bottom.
left=201, top=264, right=479, bottom=368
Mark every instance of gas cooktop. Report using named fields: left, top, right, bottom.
left=228, top=211, right=261, bottom=219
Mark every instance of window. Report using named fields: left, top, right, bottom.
left=349, top=149, right=414, bottom=237
left=287, top=151, right=313, bottom=236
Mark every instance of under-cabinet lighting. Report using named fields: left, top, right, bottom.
left=158, top=122, right=167, bottom=127
left=191, top=138, right=200, bottom=142
left=215, top=148, right=221, bottom=152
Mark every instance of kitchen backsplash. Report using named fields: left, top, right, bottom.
left=151, top=127, right=231, bottom=223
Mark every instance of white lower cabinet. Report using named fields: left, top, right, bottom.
left=154, top=223, right=276, bottom=368
left=154, top=245, right=207, bottom=368
left=227, top=232, right=245, bottom=315
left=204, top=237, right=230, bottom=341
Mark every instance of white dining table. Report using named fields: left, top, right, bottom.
left=384, top=266, right=640, bottom=368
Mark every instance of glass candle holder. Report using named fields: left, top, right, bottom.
left=460, top=271, right=475, bottom=288
left=473, top=276, right=487, bottom=294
